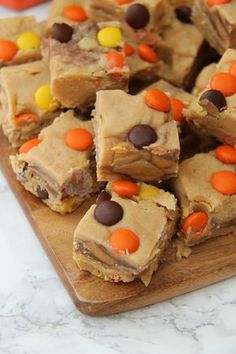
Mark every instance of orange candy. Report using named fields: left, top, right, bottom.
left=63, top=5, right=88, bottom=22
left=65, top=128, right=93, bottom=151
left=211, top=170, right=236, bottom=195
left=19, top=138, right=41, bottom=154
left=106, top=51, right=126, bottom=69
left=0, top=40, right=18, bottom=61
left=145, top=88, right=171, bottom=113
left=138, top=44, right=159, bottom=63
left=215, top=145, right=236, bottom=164
left=124, top=42, right=135, bottom=56
left=112, top=180, right=139, bottom=197
left=229, top=61, right=236, bottom=77
left=117, top=0, right=133, bottom=4
left=15, top=113, right=38, bottom=126
left=170, top=98, right=185, bottom=122
left=109, top=228, right=140, bottom=254
left=207, top=0, right=231, bottom=6
left=210, top=72, right=236, bottom=97
left=183, top=212, right=208, bottom=234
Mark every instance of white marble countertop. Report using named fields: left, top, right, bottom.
left=1, top=3, right=236, bottom=354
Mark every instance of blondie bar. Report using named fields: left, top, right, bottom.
left=10, top=110, right=101, bottom=214
left=186, top=49, right=236, bottom=145
left=173, top=149, right=236, bottom=246
left=42, top=21, right=129, bottom=108
left=93, top=89, right=180, bottom=182
left=73, top=181, right=178, bottom=285
left=0, top=61, right=59, bottom=147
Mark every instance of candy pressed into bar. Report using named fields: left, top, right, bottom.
left=172, top=149, right=236, bottom=246
left=73, top=182, right=178, bottom=285
left=93, top=89, right=180, bottom=182
left=42, top=21, right=129, bottom=108
left=10, top=110, right=102, bottom=214
left=0, top=61, right=59, bottom=147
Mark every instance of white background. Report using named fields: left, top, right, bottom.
left=0, top=3, right=236, bottom=354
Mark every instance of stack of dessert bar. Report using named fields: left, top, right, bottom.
left=0, top=0, right=236, bottom=286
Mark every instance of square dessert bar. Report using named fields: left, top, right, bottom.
left=157, top=18, right=205, bottom=88
left=88, top=0, right=171, bottom=37
left=173, top=148, right=236, bottom=246
left=186, top=49, right=236, bottom=145
left=73, top=181, right=178, bottom=285
left=93, top=89, right=180, bottom=182
left=42, top=21, right=129, bottom=108
left=10, top=110, right=101, bottom=214
left=192, top=0, right=236, bottom=55
left=0, top=61, right=59, bottom=148
left=0, top=16, right=45, bottom=68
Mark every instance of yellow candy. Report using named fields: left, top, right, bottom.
left=139, top=183, right=160, bottom=199
left=35, top=84, right=59, bottom=112
left=97, top=27, right=122, bottom=48
left=17, top=32, right=41, bottom=50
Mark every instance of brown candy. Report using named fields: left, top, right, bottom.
left=125, top=4, right=150, bottom=29
left=199, top=89, right=227, bottom=112
left=94, top=200, right=123, bottom=226
left=96, top=191, right=111, bottom=205
left=74, top=106, right=92, bottom=121
left=51, top=23, right=73, bottom=43
left=36, top=186, right=49, bottom=200
left=128, top=124, right=157, bottom=149
left=175, top=6, right=192, bottom=24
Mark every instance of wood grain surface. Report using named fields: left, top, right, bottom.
left=1, top=129, right=236, bottom=316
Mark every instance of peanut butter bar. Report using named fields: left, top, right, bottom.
left=186, top=49, right=236, bottom=145
left=73, top=182, right=178, bottom=285
left=42, top=21, right=129, bottom=108
left=88, top=0, right=171, bottom=38
left=0, top=16, right=45, bottom=68
left=157, top=18, right=204, bottom=88
left=0, top=61, right=59, bottom=148
left=10, top=110, right=101, bottom=214
left=93, top=89, right=180, bottom=182
left=173, top=149, right=236, bottom=246
left=192, top=0, right=236, bottom=55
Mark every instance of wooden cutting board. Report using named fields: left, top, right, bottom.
left=1, top=130, right=236, bottom=316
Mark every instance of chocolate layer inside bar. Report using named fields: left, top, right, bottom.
left=15, top=160, right=97, bottom=200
